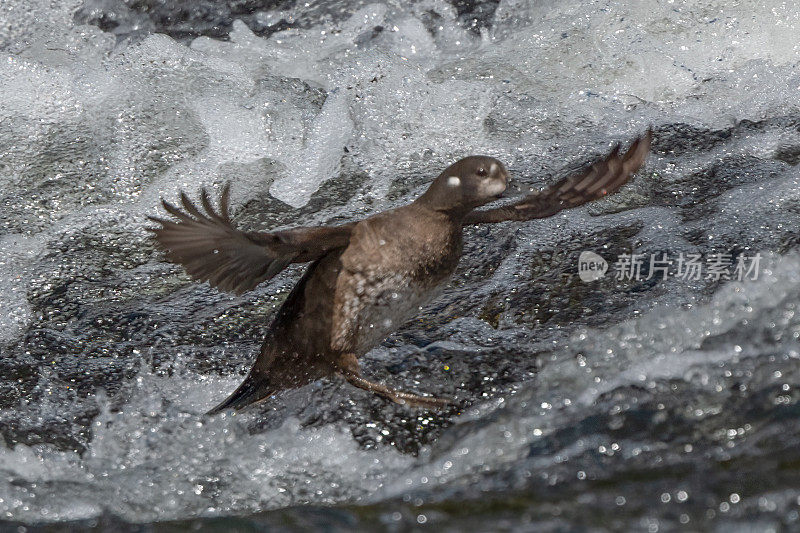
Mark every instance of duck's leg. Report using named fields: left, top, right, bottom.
left=336, top=353, right=451, bottom=409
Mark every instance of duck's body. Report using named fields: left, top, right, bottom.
left=147, top=132, right=651, bottom=412
left=210, top=201, right=467, bottom=411
left=333, top=204, right=463, bottom=355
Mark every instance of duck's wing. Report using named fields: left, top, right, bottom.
left=147, top=184, right=354, bottom=295
left=464, top=129, right=651, bottom=225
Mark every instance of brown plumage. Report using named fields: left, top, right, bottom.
left=147, top=129, right=652, bottom=413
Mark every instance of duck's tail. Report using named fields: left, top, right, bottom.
left=206, top=372, right=275, bottom=415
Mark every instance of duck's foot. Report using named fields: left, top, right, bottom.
left=336, top=353, right=452, bottom=409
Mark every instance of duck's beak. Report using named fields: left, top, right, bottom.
left=494, top=171, right=511, bottom=199
left=501, top=176, right=533, bottom=199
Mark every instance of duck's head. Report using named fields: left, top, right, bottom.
left=418, top=156, right=510, bottom=213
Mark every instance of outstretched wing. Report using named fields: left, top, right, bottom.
left=147, top=184, right=354, bottom=295
left=464, top=129, right=652, bottom=225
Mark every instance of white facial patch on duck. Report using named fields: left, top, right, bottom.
left=447, top=176, right=461, bottom=187
left=490, top=162, right=498, bottom=174
left=479, top=177, right=506, bottom=196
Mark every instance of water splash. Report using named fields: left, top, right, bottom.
left=2, top=0, right=800, bottom=529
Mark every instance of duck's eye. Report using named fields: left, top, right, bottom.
left=476, top=167, right=487, bottom=176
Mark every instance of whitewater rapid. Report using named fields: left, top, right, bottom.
left=2, top=0, right=800, bottom=529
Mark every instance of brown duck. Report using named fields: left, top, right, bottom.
left=147, top=130, right=652, bottom=413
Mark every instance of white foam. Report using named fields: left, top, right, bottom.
left=0, top=234, right=44, bottom=342
left=270, top=88, right=354, bottom=207
left=3, top=0, right=800, bottom=523
left=0, top=367, right=411, bottom=523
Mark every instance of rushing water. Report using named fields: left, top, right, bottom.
left=2, top=0, right=800, bottom=530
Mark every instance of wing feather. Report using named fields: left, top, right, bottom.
left=464, top=129, right=651, bottom=225
left=148, top=185, right=353, bottom=294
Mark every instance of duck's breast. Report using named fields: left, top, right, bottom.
left=331, top=208, right=462, bottom=355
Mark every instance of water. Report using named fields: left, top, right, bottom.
left=2, top=0, right=800, bottom=529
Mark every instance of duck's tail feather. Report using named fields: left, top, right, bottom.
left=206, top=373, right=274, bottom=415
